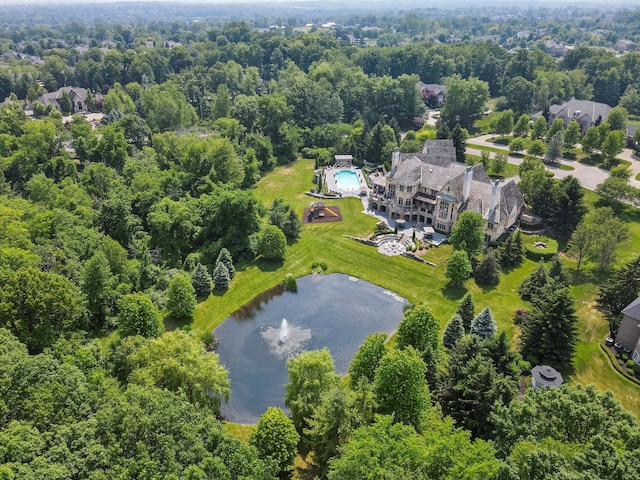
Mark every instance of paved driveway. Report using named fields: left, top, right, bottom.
left=467, top=135, right=640, bottom=190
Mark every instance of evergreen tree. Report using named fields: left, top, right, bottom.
left=549, top=256, right=567, bottom=286
left=475, top=248, right=501, bottom=285
left=190, top=263, right=212, bottom=297
left=456, top=293, right=475, bottom=333
left=470, top=307, right=497, bottom=339
left=216, top=247, right=235, bottom=279
left=549, top=176, right=587, bottom=237
left=544, top=131, right=563, bottom=164
left=519, top=262, right=551, bottom=300
left=442, top=314, right=465, bottom=349
left=520, top=286, right=577, bottom=370
left=439, top=335, right=518, bottom=439
left=497, top=231, right=524, bottom=267
left=281, top=209, right=302, bottom=240
left=213, top=261, right=230, bottom=290
left=597, top=256, right=640, bottom=325
left=451, top=123, right=467, bottom=163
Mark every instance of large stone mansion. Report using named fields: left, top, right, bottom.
left=368, top=140, right=525, bottom=242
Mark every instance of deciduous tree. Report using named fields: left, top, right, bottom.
left=117, top=292, right=163, bottom=338
left=449, top=210, right=485, bottom=257
left=446, top=249, right=473, bottom=286
left=166, top=273, right=197, bottom=320
left=374, top=347, right=429, bottom=431
left=250, top=407, right=299, bottom=474
left=348, top=332, right=388, bottom=387
left=257, top=225, right=287, bottom=260
left=0, top=267, right=85, bottom=352
left=285, top=349, right=340, bottom=434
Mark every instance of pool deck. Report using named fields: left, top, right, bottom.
left=324, top=166, right=369, bottom=198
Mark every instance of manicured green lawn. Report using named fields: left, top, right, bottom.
left=192, top=158, right=640, bottom=418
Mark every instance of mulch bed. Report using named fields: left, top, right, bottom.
left=302, top=206, right=343, bottom=224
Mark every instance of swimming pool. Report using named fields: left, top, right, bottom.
left=335, top=169, right=361, bottom=190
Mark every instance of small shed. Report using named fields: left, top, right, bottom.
left=335, top=155, right=353, bottom=168
left=531, top=365, right=564, bottom=390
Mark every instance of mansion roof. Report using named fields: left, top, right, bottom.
left=387, top=139, right=525, bottom=224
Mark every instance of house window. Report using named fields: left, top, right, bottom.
left=488, top=222, right=494, bottom=230
left=436, top=223, right=447, bottom=231
left=77, top=101, right=83, bottom=110
left=634, top=350, right=640, bottom=365
left=407, top=186, right=413, bottom=193
left=398, top=185, right=405, bottom=192
left=405, top=199, right=412, bottom=206
left=438, top=201, right=449, bottom=219
left=431, top=189, right=438, bottom=195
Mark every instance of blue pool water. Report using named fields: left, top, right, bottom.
left=335, top=169, right=361, bottom=190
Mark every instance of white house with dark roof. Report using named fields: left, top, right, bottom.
left=368, top=140, right=525, bottom=242
left=533, top=98, right=612, bottom=135
left=614, top=297, right=640, bottom=364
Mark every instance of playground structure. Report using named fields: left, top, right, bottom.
left=304, top=202, right=343, bottom=224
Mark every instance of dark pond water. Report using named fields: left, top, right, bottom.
left=213, top=273, right=408, bottom=424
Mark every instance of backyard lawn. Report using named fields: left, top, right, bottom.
left=192, top=158, right=640, bottom=418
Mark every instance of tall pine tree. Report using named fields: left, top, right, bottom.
left=442, top=314, right=465, bottom=349
left=456, top=293, right=475, bottom=333
left=190, top=263, right=212, bottom=297
left=474, top=248, right=501, bottom=285
left=216, top=248, right=235, bottom=279
left=213, top=262, right=230, bottom=290
left=470, top=307, right=497, bottom=339
left=519, top=262, right=551, bottom=300
left=520, top=286, right=577, bottom=370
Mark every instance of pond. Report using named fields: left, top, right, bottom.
left=213, top=273, right=408, bottom=424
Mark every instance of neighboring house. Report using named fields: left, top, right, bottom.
left=416, top=82, right=447, bottom=108
left=531, top=365, right=564, bottom=390
left=544, top=39, right=568, bottom=58
left=614, top=297, right=640, bottom=364
left=533, top=97, right=612, bottom=135
left=37, top=87, right=89, bottom=113
left=369, top=140, right=525, bottom=242
left=165, top=41, right=183, bottom=48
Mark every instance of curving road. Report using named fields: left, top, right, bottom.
left=467, top=134, right=640, bottom=191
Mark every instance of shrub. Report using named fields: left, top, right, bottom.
left=514, top=309, right=531, bottom=326
left=627, top=359, right=636, bottom=370
left=282, top=273, right=297, bottom=292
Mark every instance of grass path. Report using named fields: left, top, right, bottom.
left=193, top=158, right=640, bottom=418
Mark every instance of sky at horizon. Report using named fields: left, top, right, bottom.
left=6, top=0, right=639, bottom=4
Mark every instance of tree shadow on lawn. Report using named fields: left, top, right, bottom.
left=476, top=281, right=498, bottom=294
left=255, top=257, right=284, bottom=272
left=163, top=313, right=192, bottom=332
left=441, top=283, right=468, bottom=301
